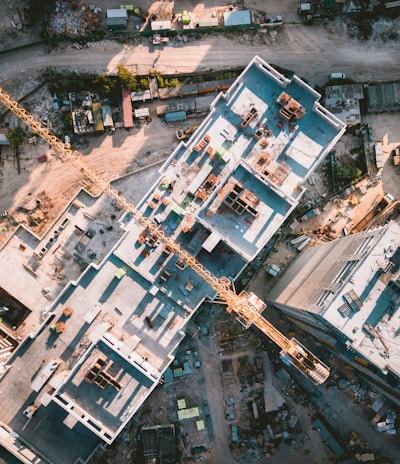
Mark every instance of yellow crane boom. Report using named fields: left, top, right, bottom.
left=0, top=87, right=330, bottom=385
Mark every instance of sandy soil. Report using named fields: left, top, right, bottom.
left=0, top=110, right=188, bottom=243
left=0, top=95, right=207, bottom=245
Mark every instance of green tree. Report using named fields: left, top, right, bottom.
left=93, top=75, right=119, bottom=95
left=7, top=128, right=24, bottom=148
left=117, top=64, right=137, bottom=91
left=156, top=75, right=165, bottom=88
left=149, top=70, right=161, bottom=78
left=63, top=113, right=73, bottom=132
left=335, top=162, right=362, bottom=186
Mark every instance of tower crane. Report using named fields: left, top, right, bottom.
left=0, top=87, right=330, bottom=385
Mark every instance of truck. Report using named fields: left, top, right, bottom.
left=164, top=111, right=187, bottom=123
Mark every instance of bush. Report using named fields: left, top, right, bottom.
left=334, top=161, right=362, bottom=186
left=168, top=78, right=180, bottom=87
left=138, top=78, right=149, bottom=90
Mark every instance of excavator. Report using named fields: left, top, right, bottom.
left=176, top=125, right=198, bottom=140
left=0, top=87, right=330, bottom=385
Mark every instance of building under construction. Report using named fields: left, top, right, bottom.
left=0, top=56, right=345, bottom=464
left=268, top=222, right=400, bottom=388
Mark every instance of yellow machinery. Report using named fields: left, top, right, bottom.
left=0, top=87, right=330, bottom=385
left=176, top=126, right=198, bottom=140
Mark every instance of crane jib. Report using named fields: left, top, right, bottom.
left=0, top=87, right=330, bottom=385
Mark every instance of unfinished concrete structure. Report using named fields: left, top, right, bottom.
left=324, top=84, right=364, bottom=126
left=268, top=222, right=400, bottom=388
left=0, top=56, right=345, bottom=464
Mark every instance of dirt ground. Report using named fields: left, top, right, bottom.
left=0, top=86, right=206, bottom=245
left=0, top=0, right=42, bottom=51
left=0, top=0, right=294, bottom=51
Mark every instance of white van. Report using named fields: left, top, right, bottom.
left=329, top=73, right=346, bottom=80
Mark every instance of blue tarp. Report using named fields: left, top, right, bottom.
left=164, top=111, right=187, bottom=122
left=223, top=10, right=251, bottom=26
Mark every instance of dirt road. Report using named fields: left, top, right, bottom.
left=197, top=335, right=238, bottom=464
left=0, top=24, right=399, bottom=94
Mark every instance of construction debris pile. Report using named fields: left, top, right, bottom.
left=375, top=409, right=397, bottom=435
left=49, top=2, right=102, bottom=36
left=12, top=191, right=54, bottom=231
left=231, top=406, right=301, bottom=462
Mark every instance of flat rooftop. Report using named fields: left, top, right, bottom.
left=269, top=222, right=400, bottom=381
left=56, top=340, right=154, bottom=437
left=138, top=56, right=345, bottom=262
left=0, top=56, right=346, bottom=464
left=0, top=190, right=126, bottom=334
left=321, top=223, right=400, bottom=378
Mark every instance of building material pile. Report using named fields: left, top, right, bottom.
left=290, top=234, right=311, bottom=250
left=50, top=2, right=102, bottom=36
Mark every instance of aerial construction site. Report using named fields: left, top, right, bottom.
left=0, top=56, right=348, bottom=463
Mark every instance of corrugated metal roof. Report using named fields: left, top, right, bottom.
left=158, top=84, right=198, bottom=99
left=122, top=88, right=134, bottom=128
left=106, top=17, right=127, bottom=27
left=367, top=82, right=400, bottom=112
left=164, top=111, right=187, bottom=123
left=151, top=20, right=172, bottom=31
left=131, top=89, right=152, bottom=102
left=197, top=78, right=235, bottom=92
left=324, top=84, right=363, bottom=125
left=177, top=407, right=200, bottom=420
left=107, top=9, right=128, bottom=18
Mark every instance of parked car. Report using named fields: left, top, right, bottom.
left=329, top=72, right=346, bottom=80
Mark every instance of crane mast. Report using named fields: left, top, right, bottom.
left=0, top=87, right=330, bottom=385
